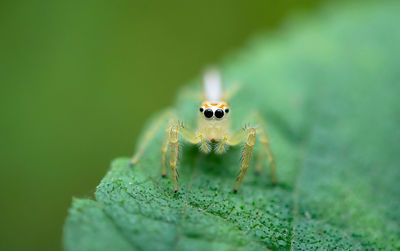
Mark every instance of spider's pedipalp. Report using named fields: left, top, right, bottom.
left=197, top=133, right=211, bottom=153
left=216, top=135, right=229, bottom=154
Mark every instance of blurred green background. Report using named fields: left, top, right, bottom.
left=0, top=0, right=323, bottom=250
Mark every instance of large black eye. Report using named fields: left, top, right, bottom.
left=215, top=109, right=224, bottom=118
left=225, top=108, right=229, bottom=113
left=204, top=108, right=213, bottom=118
left=199, top=107, right=204, bottom=112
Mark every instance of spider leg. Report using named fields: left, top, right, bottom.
left=169, top=124, right=180, bottom=192
left=258, top=129, right=277, bottom=184
left=255, top=149, right=264, bottom=174
left=228, top=127, right=257, bottom=192
left=251, top=112, right=277, bottom=184
left=130, top=109, right=172, bottom=166
left=164, top=121, right=200, bottom=192
left=160, top=126, right=170, bottom=177
left=181, top=124, right=210, bottom=153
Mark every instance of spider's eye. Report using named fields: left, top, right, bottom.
left=204, top=108, right=213, bottom=118
left=225, top=108, right=229, bottom=113
left=215, top=109, right=224, bottom=119
left=199, top=107, right=204, bottom=112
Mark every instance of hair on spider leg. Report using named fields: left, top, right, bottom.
left=239, top=147, right=245, bottom=162
left=197, top=139, right=211, bottom=153
left=246, top=122, right=257, bottom=130
left=216, top=140, right=229, bottom=154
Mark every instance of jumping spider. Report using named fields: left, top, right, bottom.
left=130, top=69, right=276, bottom=193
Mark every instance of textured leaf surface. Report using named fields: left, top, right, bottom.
left=64, top=2, right=400, bottom=250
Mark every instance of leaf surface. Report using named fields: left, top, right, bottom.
left=64, top=2, right=400, bottom=250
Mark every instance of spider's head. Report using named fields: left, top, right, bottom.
left=199, top=102, right=230, bottom=121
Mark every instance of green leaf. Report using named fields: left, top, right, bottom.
left=63, top=2, right=400, bottom=250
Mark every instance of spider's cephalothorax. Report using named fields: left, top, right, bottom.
left=198, top=101, right=230, bottom=143
left=130, top=69, right=276, bottom=193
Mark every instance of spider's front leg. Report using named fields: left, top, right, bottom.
left=161, top=121, right=199, bottom=193
left=228, top=127, right=257, bottom=192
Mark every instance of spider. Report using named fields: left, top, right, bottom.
left=130, top=69, right=276, bottom=193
